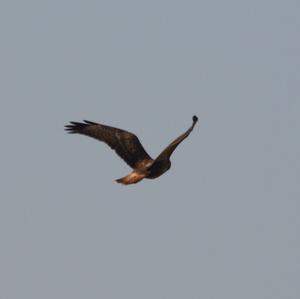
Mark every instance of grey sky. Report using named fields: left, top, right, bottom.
left=0, top=0, right=299, bottom=298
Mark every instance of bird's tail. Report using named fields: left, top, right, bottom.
left=115, top=171, right=146, bottom=185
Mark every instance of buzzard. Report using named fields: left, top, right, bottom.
left=65, top=115, right=198, bottom=185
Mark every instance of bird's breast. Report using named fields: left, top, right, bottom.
left=146, top=160, right=171, bottom=179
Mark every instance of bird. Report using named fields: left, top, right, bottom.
left=65, top=115, right=198, bottom=185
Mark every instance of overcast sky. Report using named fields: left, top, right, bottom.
left=1, top=0, right=299, bottom=298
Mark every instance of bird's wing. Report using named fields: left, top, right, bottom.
left=65, top=120, right=152, bottom=168
left=154, top=115, right=198, bottom=162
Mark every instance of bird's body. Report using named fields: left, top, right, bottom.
left=65, top=116, right=198, bottom=185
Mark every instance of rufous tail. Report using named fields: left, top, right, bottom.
left=115, top=171, right=146, bottom=185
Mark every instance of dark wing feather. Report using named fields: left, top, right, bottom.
left=154, top=115, right=198, bottom=162
left=65, top=120, right=152, bottom=168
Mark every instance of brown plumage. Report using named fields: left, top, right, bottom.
left=65, top=116, right=198, bottom=185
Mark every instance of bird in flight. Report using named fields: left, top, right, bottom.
left=65, top=115, right=198, bottom=185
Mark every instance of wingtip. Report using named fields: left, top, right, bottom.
left=64, top=123, right=74, bottom=133
left=64, top=121, right=83, bottom=133
left=64, top=120, right=97, bottom=133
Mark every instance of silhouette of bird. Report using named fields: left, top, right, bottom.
left=65, top=115, right=198, bottom=185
